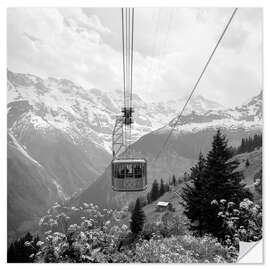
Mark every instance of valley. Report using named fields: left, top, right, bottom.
left=7, top=70, right=262, bottom=241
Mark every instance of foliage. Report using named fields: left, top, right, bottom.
left=181, top=152, right=206, bottom=236
left=181, top=129, right=253, bottom=239
left=35, top=202, right=130, bottom=262
left=245, top=159, right=250, bottom=167
left=130, top=198, right=146, bottom=234
left=254, top=169, right=262, bottom=196
left=13, top=201, right=236, bottom=263
left=213, top=198, right=262, bottom=248
left=146, top=178, right=170, bottom=205
left=234, top=134, right=262, bottom=154
left=172, top=175, right=177, bottom=186
left=150, top=179, right=160, bottom=202
left=183, top=172, right=190, bottom=182
left=159, top=178, right=165, bottom=196
left=8, top=232, right=40, bottom=263
left=143, top=212, right=187, bottom=239
left=134, top=235, right=236, bottom=263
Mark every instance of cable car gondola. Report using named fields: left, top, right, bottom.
left=112, top=158, right=147, bottom=192
left=111, top=7, right=147, bottom=192
left=111, top=7, right=237, bottom=192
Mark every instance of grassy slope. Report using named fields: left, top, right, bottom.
left=234, top=148, right=262, bottom=186
left=126, top=148, right=263, bottom=225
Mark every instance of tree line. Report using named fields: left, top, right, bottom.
left=7, top=232, right=40, bottom=263
left=8, top=129, right=260, bottom=261
left=234, top=134, right=262, bottom=154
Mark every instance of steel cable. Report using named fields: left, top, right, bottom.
left=154, top=8, right=238, bottom=161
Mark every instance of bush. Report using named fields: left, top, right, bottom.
left=130, top=199, right=145, bottom=234
left=36, top=202, right=130, bottom=262
left=30, top=201, right=238, bottom=263
left=8, top=232, right=40, bottom=263
left=134, top=235, right=236, bottom=263
left=143, top=212, right=187, bottom=239
left=212, top=198, right=262, bottom=248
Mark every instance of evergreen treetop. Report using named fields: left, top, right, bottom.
left=150, top=179, right=160, bottom=202
left=181, top=129, right=253, bottom=239
left=159, top=178, right=165, bottom=196
left=130, top=198, right=146, bottom=234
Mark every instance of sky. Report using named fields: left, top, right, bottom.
left=7, top=7, right=262, bottom=107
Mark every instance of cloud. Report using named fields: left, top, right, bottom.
left=7, top=7, right=262, bottom=107
left=7, top=7, right=122, bottom=90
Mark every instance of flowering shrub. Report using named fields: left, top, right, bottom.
left=35, top=202, right=129, bottom=262
left=213, top=198, right=262, bottom=248
left=143, top=211, right=187, bottom=239
left=26, top=202, right=236, bottom=263
left=134, top=235, right=236, bottom=263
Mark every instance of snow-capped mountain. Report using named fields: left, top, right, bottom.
left=75, top=92, right=262, bottom=209
left=7, top=70, right=226, bottom=154
left=165, top=91, right=262, bottom=134
left=7, top=69, right=262, bottom=237
left=7, top=70, right=262, bottom=190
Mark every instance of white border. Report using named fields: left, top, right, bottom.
left=1, top=0, right=269, bottom=269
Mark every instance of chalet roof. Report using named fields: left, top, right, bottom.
left=112, top=159, right=146, bottom=163
left=157, top=201, right=169, bottom=207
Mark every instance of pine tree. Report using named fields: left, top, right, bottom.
left=130, top=198, right=146, bottom=234
left=172, top=175, right=176, bottom=186
left=181, top=152, right=206, bottom=236
left=202, top=129, right=253, bottom=238
left=237, top=134, right=262, bottom=154
left=159, top=178, right=165, bottom=196
left=146, top=192, right=151, bottom=204
left=181, top=129, right=253, bottom=239
left=245, top=159, right=250, bottom=167
left=150, top=179, right=160, bottom=201
left=7, top=232, right=40, bottom=263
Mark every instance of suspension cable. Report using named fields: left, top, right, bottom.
left=121, top=8, right=135, bottom=157
left=154, top=8, right=238, bottom=161
left=129, top=8, right=135, bottom=157
left=121, top=8, right=126, bottom=109
left=130, top=8, right=134, bottom=109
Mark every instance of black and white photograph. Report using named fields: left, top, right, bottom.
left=4, top=3, right=265, bottom=264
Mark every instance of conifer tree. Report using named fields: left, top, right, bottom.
left=130, top=198, right=146, bottom=234
left=182, top=129, right=253, bottom=239
left=146, top=192, right=151, bottom=204
left=150, top=179, right=160, bottom=201
left=7, top=232, right=40, bottom=263
left=205, top=130, right=251, bottom=201
left=236, top=134, right=262, bottom=154
left=159, top=178, right=165, bottom=196
left=172, top=175, right=176, bottom=186
left=181, top=152, right=206, bottom=236
left=202, top=129, right=252, bottom=238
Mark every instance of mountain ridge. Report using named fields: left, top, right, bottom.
left=7, top=69, right=262, bottom=240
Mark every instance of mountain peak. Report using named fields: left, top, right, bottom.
left=7, top=69, right=262, bottom=142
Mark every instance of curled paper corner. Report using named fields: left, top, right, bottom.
left=237, top=240, right=263, bottom=264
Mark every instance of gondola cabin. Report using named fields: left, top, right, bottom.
left=112, top=159, right=147, bottom=192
